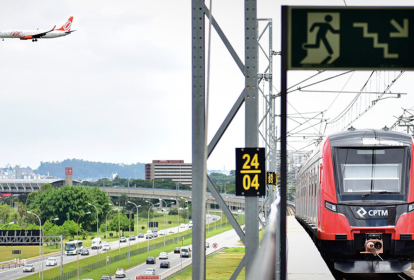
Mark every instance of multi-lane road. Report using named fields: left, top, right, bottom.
left=1, top=214, right=241, bottom=280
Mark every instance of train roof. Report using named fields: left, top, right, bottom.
left=328, top=127, right=412, bottom=147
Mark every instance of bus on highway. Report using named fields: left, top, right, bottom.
left=65, top=240, right=83, bottom=255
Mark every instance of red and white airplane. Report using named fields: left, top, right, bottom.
left=0, top=16, right=75, bottom=42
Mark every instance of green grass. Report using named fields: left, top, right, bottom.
left=0, top=214, right=186, bottom=263
left=18, top=215, right=244, bottom=280
left=170, top=247, right=246, bottom=280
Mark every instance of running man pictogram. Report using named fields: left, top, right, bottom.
left=300, top=13, right=340, bottom=65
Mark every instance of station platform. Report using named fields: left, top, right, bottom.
left=287, top=216, right=334, bottom=279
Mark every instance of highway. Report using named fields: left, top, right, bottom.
left=1, top=215, right=225, bottom=280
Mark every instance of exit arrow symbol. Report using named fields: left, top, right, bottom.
left=390, top=19, right=408, bottom=38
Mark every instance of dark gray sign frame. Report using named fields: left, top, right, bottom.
left=287, top=6, right=414, bottom=70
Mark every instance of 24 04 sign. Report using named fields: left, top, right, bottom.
left=235, top=148, right=265, bottom=196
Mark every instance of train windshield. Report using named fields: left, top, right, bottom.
left=335, top=147, right=409, bottom=201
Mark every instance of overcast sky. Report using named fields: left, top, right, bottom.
left=1, top=0, right=414, bottom=172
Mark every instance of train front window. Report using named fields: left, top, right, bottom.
left=342, top=163, right=401, bottom=193
left=335, top=147, right=408, bottom=201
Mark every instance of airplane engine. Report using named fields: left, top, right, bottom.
left=20, top=35, right=33, bottom=40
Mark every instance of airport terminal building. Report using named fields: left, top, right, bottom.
left=145, top=160, right=192, bottom=186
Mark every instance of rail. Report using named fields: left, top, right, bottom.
left=247, top=196, right=281, bottom=280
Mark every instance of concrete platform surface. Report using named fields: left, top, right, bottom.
left=287, top=216, right=334, bottom=279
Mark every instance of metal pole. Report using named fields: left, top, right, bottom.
left=192, top=0, right=207, bottom=278
left=118, top=208, right=120, bottom=253
left=281, top=7, right=288, bottom=280
left=88, top=203, right=99, bottom=260
left=27, top=211, right=41, bottom=279
left=60, top=235, right=63, bottom=276
left=128, top=212, right=130, bottom=265
left=77, top=212, right=90, bottom=280
left=244, top=0, right=259, bottom=276
left=147, top=204, right=153, bottom=252
left=128, top=201, right=141, bottom=249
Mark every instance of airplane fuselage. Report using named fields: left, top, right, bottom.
left=0, top=30, right=69, bottom=39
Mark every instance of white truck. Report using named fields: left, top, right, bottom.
left=91, top=237, right=102, bottom=249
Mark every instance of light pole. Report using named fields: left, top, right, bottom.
left=171, top=197, right=180, bottom=240
left=0, top=221, right=14, bottom=230
left=105, top=208, right=117, bottom=273
left=118, top=207, right=121, bottom=253
left=127, top=201, right=141, bottom=248
left=43, top=218, right=59, bottom=280
left=160, top=199, right=173, bottom=247
left=77, top=212, right=91, bottom=280
left=106, top=208, right=118, bottom=243
left=147, top=201, right=155, bottom=252
left=88, top=202, right=99, bottom=260
left=27, top=211, right=41, bottom=279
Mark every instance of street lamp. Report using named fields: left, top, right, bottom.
left=27, top=211, right=41, bottom=279
left=106, top=208, right=118, bottom=242
left=171, top=197, right=180, bottom=240
left=88, top=202, right=99, bottom=260
left=106, top=208, right=118, bottom=273
left=0, top=221, right=14, bottom=230
left=127, top=201, right=141, bottom=248
left=146, top=201, right=155, bottom=252
left=77, top=212, right=91, bottom=280
left=160, top=199, right=173, bottom=247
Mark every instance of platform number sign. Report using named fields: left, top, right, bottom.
left=267, top=172, right=277, bottom=191
left=236, top=148, right=265, bottom=196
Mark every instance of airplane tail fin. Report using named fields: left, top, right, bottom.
left=56, top=16, right=73, bottom=31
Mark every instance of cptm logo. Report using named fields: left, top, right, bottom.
left=357, top=207, right=388, bottom=218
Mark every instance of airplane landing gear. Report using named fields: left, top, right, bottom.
left=32, top=39, right=38, bottom=42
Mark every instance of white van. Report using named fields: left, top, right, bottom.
left=189, top=221, right=193, bottom=229
left=91, top=237, right=102, bottom=249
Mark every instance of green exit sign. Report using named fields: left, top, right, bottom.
left=286, top=7, right=414, bottom=70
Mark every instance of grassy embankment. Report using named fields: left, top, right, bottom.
left=170, top=226, right=264, bottom=280
left=18, top=215, right=244, bottom=280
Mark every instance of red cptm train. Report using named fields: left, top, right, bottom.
left=295, top=127, right=414, bottom=273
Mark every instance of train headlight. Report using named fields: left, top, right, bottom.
left=408, top=203, right=414, bottom=212
left=325, top=201, right=337, bottom=212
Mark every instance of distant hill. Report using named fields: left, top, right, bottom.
left=35, top=159, right=145, bottom=180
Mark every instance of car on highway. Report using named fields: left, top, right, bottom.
left=238, top=209, right=242, bottom=213
left=159, top=252, right=168, bottom=259
left=152, top=228, right=158, bottom=233
left=206, top=242, right=210, bottom=248
left=158, top=230, right=164, bottom=236
left=144, top=268, right=156, bottom=275
left=100, top=276, right=112, bottom=280
left=138, top=233, right=144, bottom=238
left=145, top=234, right=153, bottom=239
left=46, top=257, right=57, bottom=266
left=23, top=264, right=35, bottom=272
left=81, top=248, right=90, bottom=256
left=153, top=232, right=158, bottom=238
left=120, top=237, right=127, bottom=243
left=102, top=243, right=111, bottom=252
left=160, top=261, right=170, bottom=268
left=180, top=247, right=192, bottom=258
left=129, top=235, right=136, bottom=240
left=174, top=247, right=181, bottom=253
left=115, top=268, right=126, bottom=278
left=146, top=257, right=156, bottom=264
left=180, top=224, right=186, bottom=228
left=168, top=229, right=174, bottom=234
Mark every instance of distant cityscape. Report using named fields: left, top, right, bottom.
left=0, top=161, right=232, bottom=182
left=0, top=164, right=47, bottom=180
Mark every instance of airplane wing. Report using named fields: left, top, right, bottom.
left=32, top=25, right=55, bottom=38
left=65, top=30, right=76, bottom=34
